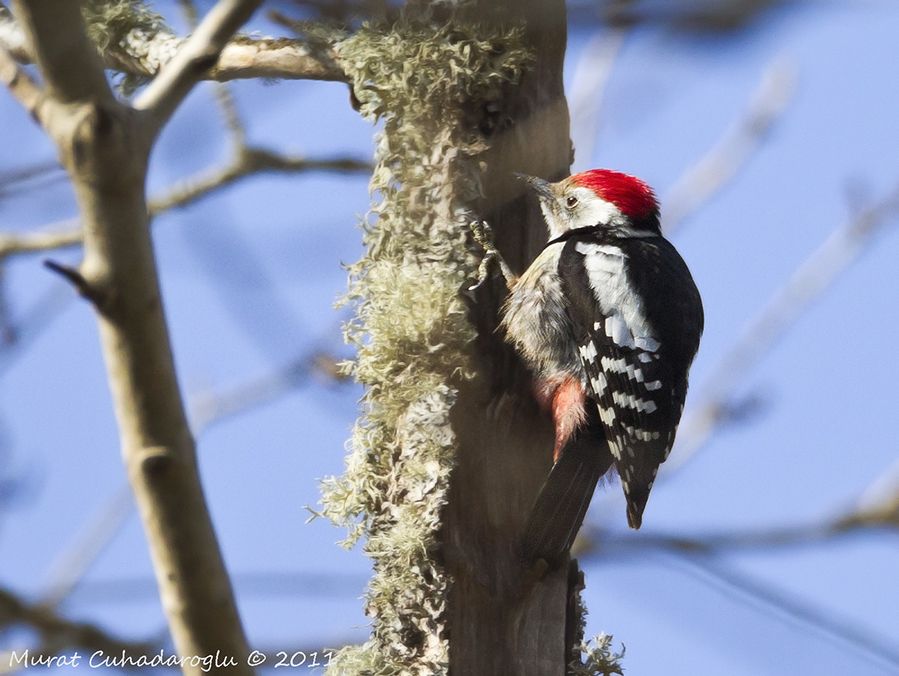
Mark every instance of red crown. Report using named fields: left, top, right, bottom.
left=571, top=169, right=658, bottom=221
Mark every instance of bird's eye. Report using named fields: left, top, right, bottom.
left=566, top=195, right=579, bottom=209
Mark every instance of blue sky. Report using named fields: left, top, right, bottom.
left=1, top=2, right=898, bottom=674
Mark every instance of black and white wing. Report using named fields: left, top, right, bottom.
left=559, top=235, right=702, bottom=528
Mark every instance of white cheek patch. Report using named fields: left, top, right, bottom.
left=572, top=189, right=627, bottom=229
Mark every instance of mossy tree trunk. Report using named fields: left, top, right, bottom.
left=322, top=1, right=578, bottom=673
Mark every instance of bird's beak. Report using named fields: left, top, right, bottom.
left=514, top=173, right=556, bottom=203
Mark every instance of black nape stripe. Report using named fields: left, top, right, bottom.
left=543, top=225, right=601, bottom=249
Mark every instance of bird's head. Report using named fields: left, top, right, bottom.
left=518, top=169, right=660, bottom=240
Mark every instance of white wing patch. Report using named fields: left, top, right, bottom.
left=576, top=241, right=661, bottom=353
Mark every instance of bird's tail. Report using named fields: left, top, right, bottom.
left=521, top=414, right=613, bottom=565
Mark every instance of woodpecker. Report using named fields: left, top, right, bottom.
left=500, top=169, right=703, bottom=563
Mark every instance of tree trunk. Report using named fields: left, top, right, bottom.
left=444, top=1, right=577, bottom=674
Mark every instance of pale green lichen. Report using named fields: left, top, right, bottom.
left=318, top=16, right=530, bottom=676
left=81, top=0, right=170, bottom=93
left=83, top=0, right=165, bottom=52
left=570, top=634, right=626, bottom=676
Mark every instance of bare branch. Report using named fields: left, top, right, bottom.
left=120, top=31, right=346, bottom=84
left=190, top=350, right=348, bottom=433
left=579, top=494, right=899, bottom=669
left=664, top=58, right=797, bottom=234
left=0, top=586, right=157, bottom=660
left=669, top=180, right=899, bottom=473
left=568, top=28, right=626, bottom=170
left=135, top=0, right=261, bottom=134
left=0, top=150, right=370, bottom=262
left=2, top=3, right=256, bottom=670
left=663, top=553, right=899, bottom=670
left=581, top=494, right=898, bottom=558
left=0, top=45, right=45, bottom=122
left=40, top=484, right=136, bottom=608
left=0, top=221, right=81, bottom=260
left=10, top=0, right=111, bottom=105
left=1, top=4, right=347, bottom=84
left=0, top=160, right=61, bottom=196
left=148, top=147, right=371, bottom=213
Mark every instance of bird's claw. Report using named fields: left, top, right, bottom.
left=468, top=218, right=516, bottom=291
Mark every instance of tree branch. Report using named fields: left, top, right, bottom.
left=580, top=491, right=899, bottom=558
left=664, top=58, right=796, bottom=234
left=0, top=159, right=64, bottom=197
left=10, top=0, right=111, bottom=105
left=0, top=45, right=45, bottom=122
left=0, top=586, right=158, bottom=660
left=568, top=28, right=626, bottom=170
left=0, top=221, right=81, bottom=260
left=0, top=149, right=370, bottom=262
left=148, top=146, right=370, bottom=213
left=191, top=349, right=348, bottom=433
left=669, top=180, right=899, bottom=473
left=135, top=0, right=261, bottom=134
left=0, top=2, right=347, bottom=85
left=2, top=1, right=257, bottom=671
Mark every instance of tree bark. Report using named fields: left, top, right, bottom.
left=443, top=1, right=577, bottom=674
left=4, top=2, right=259, bottom=672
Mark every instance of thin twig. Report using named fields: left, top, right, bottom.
left=580, top=493, right=898, bottom=558
left=135, top=0, right=262, bottom=135
left=568, top=28, right=626, bottom=170
left=664, top=58, right=797, bottom=234
left=178, top=0, right=247, bottom=147
left=659, top=552, right=899, bottom=670
left=0, top=44, right=45, bottom=122
left=42, top=259, right=103, bottom=306
left=0, top=151, right=370, bottom=261
left=190, top=350, right=348, bottom=433
left=148, top=147, right=371, bottom=214
left=0, top=221, right=82, bottom=259
left=39, top=484, right=136, bottom=608
left=0, top=159, right=62, bottom=197
left=0, top=586, right=158, bottom=661
left=669, top=180, right=899, bottom=473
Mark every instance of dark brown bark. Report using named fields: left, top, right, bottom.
left=443, top=1, right=576, bottom=674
